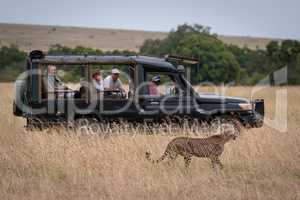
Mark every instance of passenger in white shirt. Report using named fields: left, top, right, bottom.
left=92, top=71, right=104, bottom=92
left=103, top=68, right=125, bottom=92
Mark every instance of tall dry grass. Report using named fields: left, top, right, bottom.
left=0, top=83, right=299, bottom=200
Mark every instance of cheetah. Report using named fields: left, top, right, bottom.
left=145, top=132, right=236, bottom=169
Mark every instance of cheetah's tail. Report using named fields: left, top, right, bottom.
left=145, top=150, right=168, bottom=164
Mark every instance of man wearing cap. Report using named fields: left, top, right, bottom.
left=103, top=68, right=125, bottom=92
left=148, top=75, right=160, bottom=96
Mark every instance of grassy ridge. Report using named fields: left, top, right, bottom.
left=0, top=23, right=282, bottom=52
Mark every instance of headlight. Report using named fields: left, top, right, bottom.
left=238, top=103, right=253, bottom=110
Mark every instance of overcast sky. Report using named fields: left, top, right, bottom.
left=0, top=0, right=299, bottom=39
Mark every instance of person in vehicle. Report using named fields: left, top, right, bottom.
left=148, top=75, right=160, bottom=96
left=92, top=70, right=104, bottom=92
left=103, top=68, right=125, bottom=92
left=45, top=65, right=66, bottom=90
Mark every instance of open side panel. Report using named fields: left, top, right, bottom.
left=30, top=62, right=42, bottom=104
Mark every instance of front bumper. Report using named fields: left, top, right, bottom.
left=240, top=99, right=264, bottom=128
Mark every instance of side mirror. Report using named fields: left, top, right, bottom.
left=177, top=65, right=185, bottom=73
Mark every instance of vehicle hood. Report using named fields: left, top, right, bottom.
left=196, top=93, right=249, bottom=104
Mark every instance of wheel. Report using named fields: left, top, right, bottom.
left=26, top=117, right=45, bottom=131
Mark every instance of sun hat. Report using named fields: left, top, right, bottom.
left=112, top=68, right=120, bottom=74
left=152, top=75, right=160, bottom=82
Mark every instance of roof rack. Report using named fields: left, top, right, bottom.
left=164, top=54, right=199, bottom=65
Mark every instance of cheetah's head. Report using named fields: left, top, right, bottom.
left=222, top=130, right=237, bottom=140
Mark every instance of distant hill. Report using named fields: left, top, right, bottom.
left=0, top=23, right=283, bottom=52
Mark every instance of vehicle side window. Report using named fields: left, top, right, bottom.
left=146, top=73, right=179, bottom=96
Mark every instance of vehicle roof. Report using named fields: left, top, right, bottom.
left=32, top=54, right=178, bottom=72
left=133, top=56, right=177, bottom=72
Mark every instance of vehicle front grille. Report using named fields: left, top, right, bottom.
left=254, top=99, right=264, bottom=117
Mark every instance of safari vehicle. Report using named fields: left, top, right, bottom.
left=13, top=50, right=264, bottom=129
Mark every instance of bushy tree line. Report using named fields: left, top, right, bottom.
left=0, top=24, right=299, bottom=85
left=0, top=45, right=27, bottom=81
left=48, top=44, right=137, bottom=56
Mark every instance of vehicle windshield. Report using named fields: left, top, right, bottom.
left=146, top=73, right=179, bottom=96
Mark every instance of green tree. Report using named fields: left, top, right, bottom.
left=140, top=24, right=241, bottom=84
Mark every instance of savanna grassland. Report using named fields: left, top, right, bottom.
left=0, top=83, right=299, bottom=200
